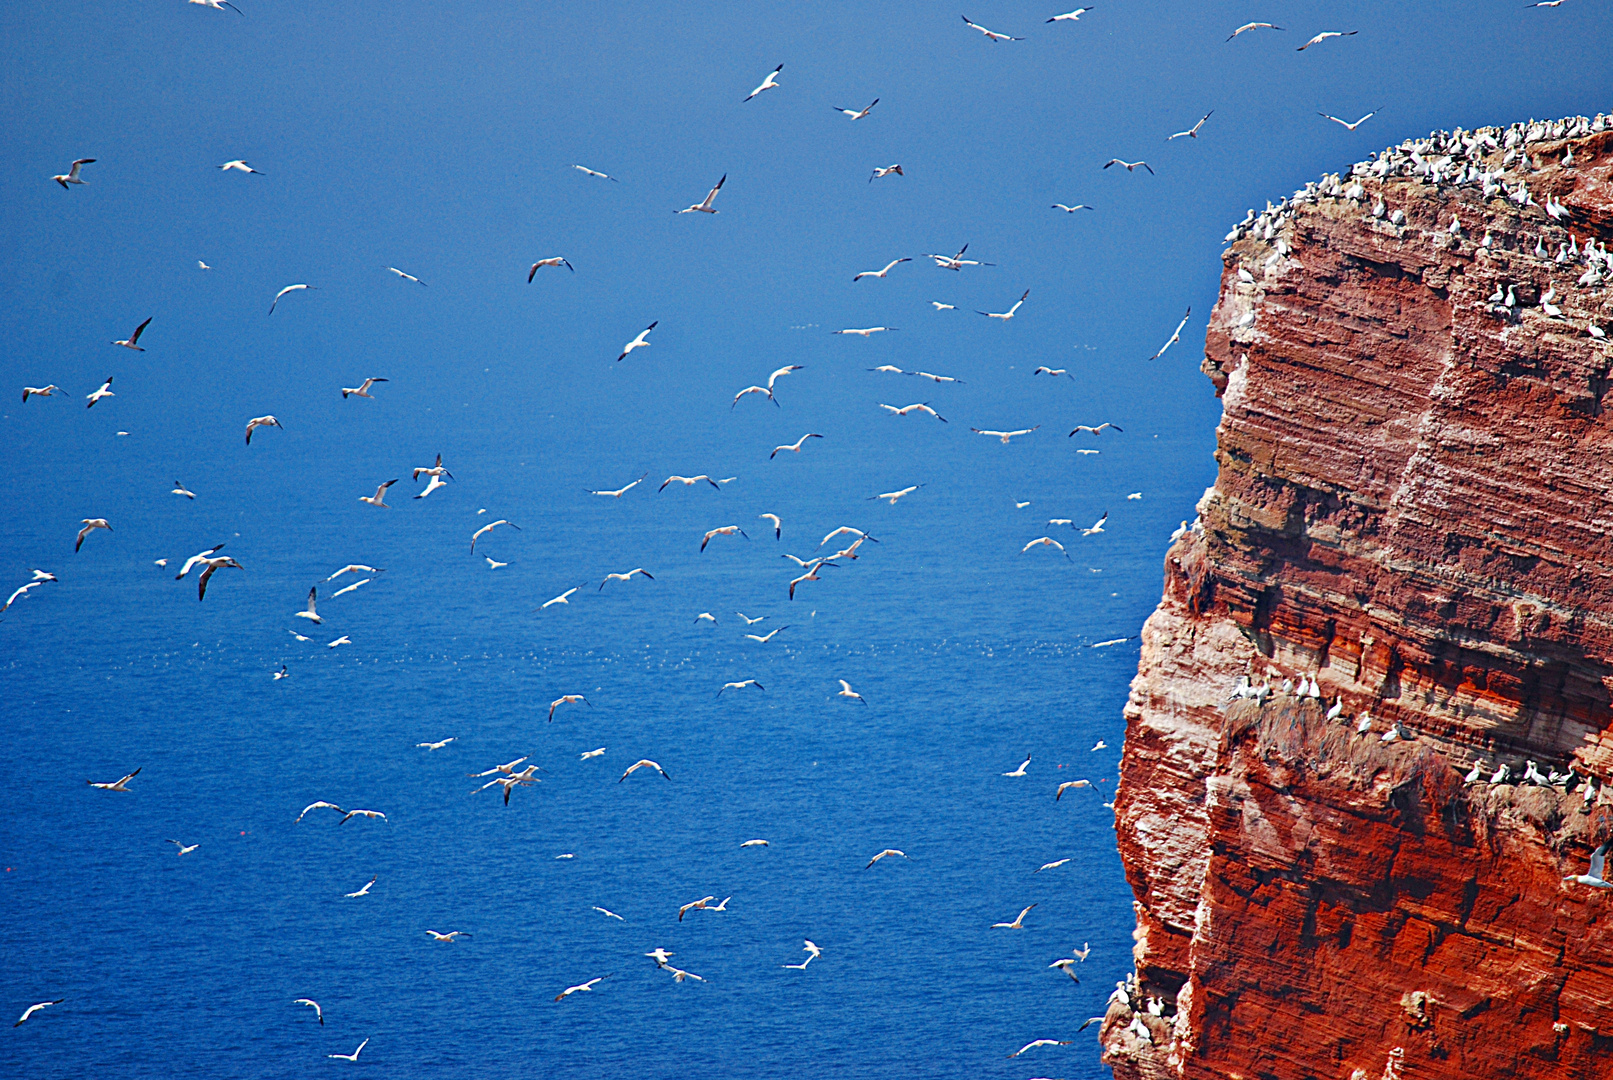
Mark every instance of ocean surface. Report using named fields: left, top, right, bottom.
left=5, top=1, right=1609, bottom=1076
left=3, top=394, right=1214, bottom=1078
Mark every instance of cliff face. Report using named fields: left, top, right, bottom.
left=1106, top=113, right=1613, bottom=1080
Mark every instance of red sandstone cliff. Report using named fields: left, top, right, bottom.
left=1106, top=113, right=1613, bottom=1080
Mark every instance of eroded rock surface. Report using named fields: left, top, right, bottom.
left=1108, top=112, right=1613, bottom=1080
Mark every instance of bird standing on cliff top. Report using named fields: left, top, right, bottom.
left=1564, top=844, right=1612, bottom=889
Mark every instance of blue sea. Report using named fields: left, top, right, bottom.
left=3, top=384, right=1214, bottom=1077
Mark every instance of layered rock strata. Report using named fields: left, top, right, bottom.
left=1105, top=113, right=1613, bottom=1080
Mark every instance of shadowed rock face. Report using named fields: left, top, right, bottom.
left=1107, top=113, right=1613, bottom=1080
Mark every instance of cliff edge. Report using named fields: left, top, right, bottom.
left=1106, top=112, right=1613, bottom=1079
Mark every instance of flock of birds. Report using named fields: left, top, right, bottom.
left=15, top=5, right=1613, bottom=1073
left=1223, top=670, right=1613, bottom=889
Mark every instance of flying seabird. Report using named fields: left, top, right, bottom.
left=0, top=580, right=51, bottom=616
left=327, top=1038, right=370, bottom=1061
left=358, top=479, right=398, bottom=508
left=743, top=64, right=783, bottom=102
left=1048, top=7, right=1092, bottom=21
left=701, top=525, right=750, bottom=550
left=866, top=848, right=908, bottom=868
left=972, top=425, right=1039, bottom=444
left=593, top=906, right=624, bottom=920
left=340, top=809, right=386, bottom=824
left=268, top=284, right=313, bottom=315
left=834, top=100, right=877, bottom=119
left=758, top=512, right=782, bottom=539
left=53, top=159, right=94, bottom=188
left=677, top=175, right=726, bottom=214
left=341, top=377, right=388, bottom=399
left=741, top=839, right=770, bottom=847
left=1003, top=753, right=1032, bottom=776
left=599, top=568, right=653, bottom=589
left=1007, top=1039, right=1071, bottom=1058
left=869, top=164, right=904, bottom=182
left=589, top=473, right=648, bottom=497
left=14, top=1000, right=64, bottom=1026
left=112, top=317, right=152, bottom=351
left=548, top=694, right=590, bottom=722
left=423, top=930, right=467, bottom=942
left=86, top=376, right=115, bottom=408
left=1227, top=22, right=1282, bottom=40
left=1166, top=111, right=1213, bottom=140
left=921, top=243, right=993, bottom=270
left=854, top=258, right=911, bottom=281
left=244, top=415, right=282, bottom=445
left=195, top=556, right=243, bottom=600
left=660, top=474, right=721, bottom=491
left=1319, top=110, right=1377, bottom=131
left=296, top=801, right=344, bottom=823
left=542, top=586, right=583, bottom=608
left=1052, top=203, right=1093, bottom=212
left=387, top=267, right=426, bottom=285
left=977, top=289, right=1030, bottom=321
left=836, top=678, right=866, bottom=704
left=327, top=564, right=383, bottom=581
left=22, top=385, right=61, bottom=401
left=771, top=433, right=823, bottom=459
left=1103, top=159, right=1154, bottom=174
left=1297, top=30, right=1357, bottom=51
left=879, top=402, right=946, bottom=421
left=417, top=738, right=456, bottom=750
left=732, top=385, right=776, bottom=409
left=962, top=14, right=1022, bottom=41
left=834, top=326, right=897, bottom=336
left=1055, top=780, right=1091, bottom=800
left=1036, top=859, right=1070, bottom=873
left=619, top=759, right=671, bottom=782
left=74, top=518, right=111, bottom=552
left=294, top=999, right=323, bottom=1025
left=218, top=159, right=261, bottom=172
left=745, top=626, right=788, bottom=643
left=470, top=519, right=520, bottom=552
left=1070, top=422, right=1123, bottom=436
left=1022, top=537, right=1071, bottom=560
left=616, top=322, right=657, bottom=361
left=87, top=768, right=140, bottom=792
left=528, top=257, right=574, bottom=280
left=1081, top=511, right=1108, bottom=536
left=991, top=903, right=1037, bottom=929
left=717, top=679, right=765, bottom=697
left=871, top=485, right=921, bottom=504
left=1563, top=844, right=1613, bottom=889
left=1147, top=307, right=1191, bottom=360
left=573, top=165, right=618, bottom=181
left=171, top=480, right=196, bottom=499
left=345, top=876, right=376, bottom=897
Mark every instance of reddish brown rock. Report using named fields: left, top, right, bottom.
left=1108, top=114, right=1613, bottom=1080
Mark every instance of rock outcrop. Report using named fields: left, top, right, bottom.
left=1106, top=112, right=1613, bottom=1080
